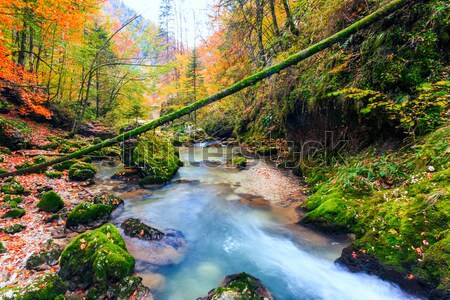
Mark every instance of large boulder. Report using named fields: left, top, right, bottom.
left=200, top=273, right=275, bottom=300
left=59, top=223, right=135, bottom=291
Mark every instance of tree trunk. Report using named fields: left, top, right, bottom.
left=282, top=0, right=300, bottom=36
left=269, top=0, right=281, bottom=37
left=0, top=0, right=413, bottom=178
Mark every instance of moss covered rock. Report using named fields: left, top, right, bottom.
left=2, top=223, right=26, bottom=234
left=93, top=192, right=124, bottom=210
left=4, top=194, right=22, bottom=202
left=26, top=240, right=62, bottom=271
left=121, top=218, right=165, bottom=241
left=200, top=273, right=274, bottom=300
left=1, top=178, right=25, bottom=194
left=36, top=191, right=65, bottom=213
left=106, top=276, right=152, bottom=300
left=59, top=223, right=135, bottom=291
left=65, top=202, right=113, bottom=229
left=0, top=274, right=68, bottom=300
left=68, top=162, right=96, bottom=181
left=2, top=208, right=26, bottom=219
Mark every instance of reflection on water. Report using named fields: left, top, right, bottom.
left=93, top=147, right=416, bottom=300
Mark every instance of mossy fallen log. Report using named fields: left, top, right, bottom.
left=0, top=0, right=413, bottom=179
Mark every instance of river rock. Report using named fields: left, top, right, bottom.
left=336, top=245, right=432, bottom=297
left=199, top=272, right=275, bottom=300
left=121, top=218, right=165, bottom=241
left=124, top=228, right=187, bottom=266
left=26, top=240, right=62, bottom=271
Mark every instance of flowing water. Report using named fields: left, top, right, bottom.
left=93, top=147, right=417, bottom=300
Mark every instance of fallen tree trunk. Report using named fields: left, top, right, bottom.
left=0, top=0, right=412, bottom=179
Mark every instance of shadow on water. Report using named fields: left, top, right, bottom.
left=92, top=147, right=418, bottom=300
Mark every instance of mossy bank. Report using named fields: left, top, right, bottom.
left=300, top=126, right=450, bottom=298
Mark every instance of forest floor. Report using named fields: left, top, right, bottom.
left=0, top=116, right=95, bottom=295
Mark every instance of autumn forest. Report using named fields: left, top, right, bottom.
left=0, top=0, right=449, bottom=299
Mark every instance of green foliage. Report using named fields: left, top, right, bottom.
left=65, top=202, right=112, bottom=228
left=359, top=80, right=450, bottom=136
left=36, top=191, right=65, bottom=213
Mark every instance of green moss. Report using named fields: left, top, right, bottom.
left=66, top=202, right=113, bottom=228
left=0, top=241, right=6, bottom=253
left=36, top=191, right=65, bottom=213
left=301, top=126, right=450, bottom=289
left=44, top=171, right=63, bottom=179
left=420, top=233, right=450, bottom=290
left=22, top=274, right=68, bottom=300
left=1, top=179, right=25, bottom=194
left=59, top=223, right=135, bottom=291
left=133, top=133, right=181, bottom=185
left=53, top=159, right=77, bottom=171
left=0, top=274, right=67, bottom=300
left=68, top=162, right=96, bottom=181
left=256, top=146, right=278, bottom=156
left=3, top=223, right=26, bottom=234
left=2, top=208, right=26, bottom=219
left=33, top=156, right=49, bottom=164
left=4, top=195, right=23, bottom=203
left=232, top=157, right=247, bottom=168
left=211, top=272, right=273, bottom=300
